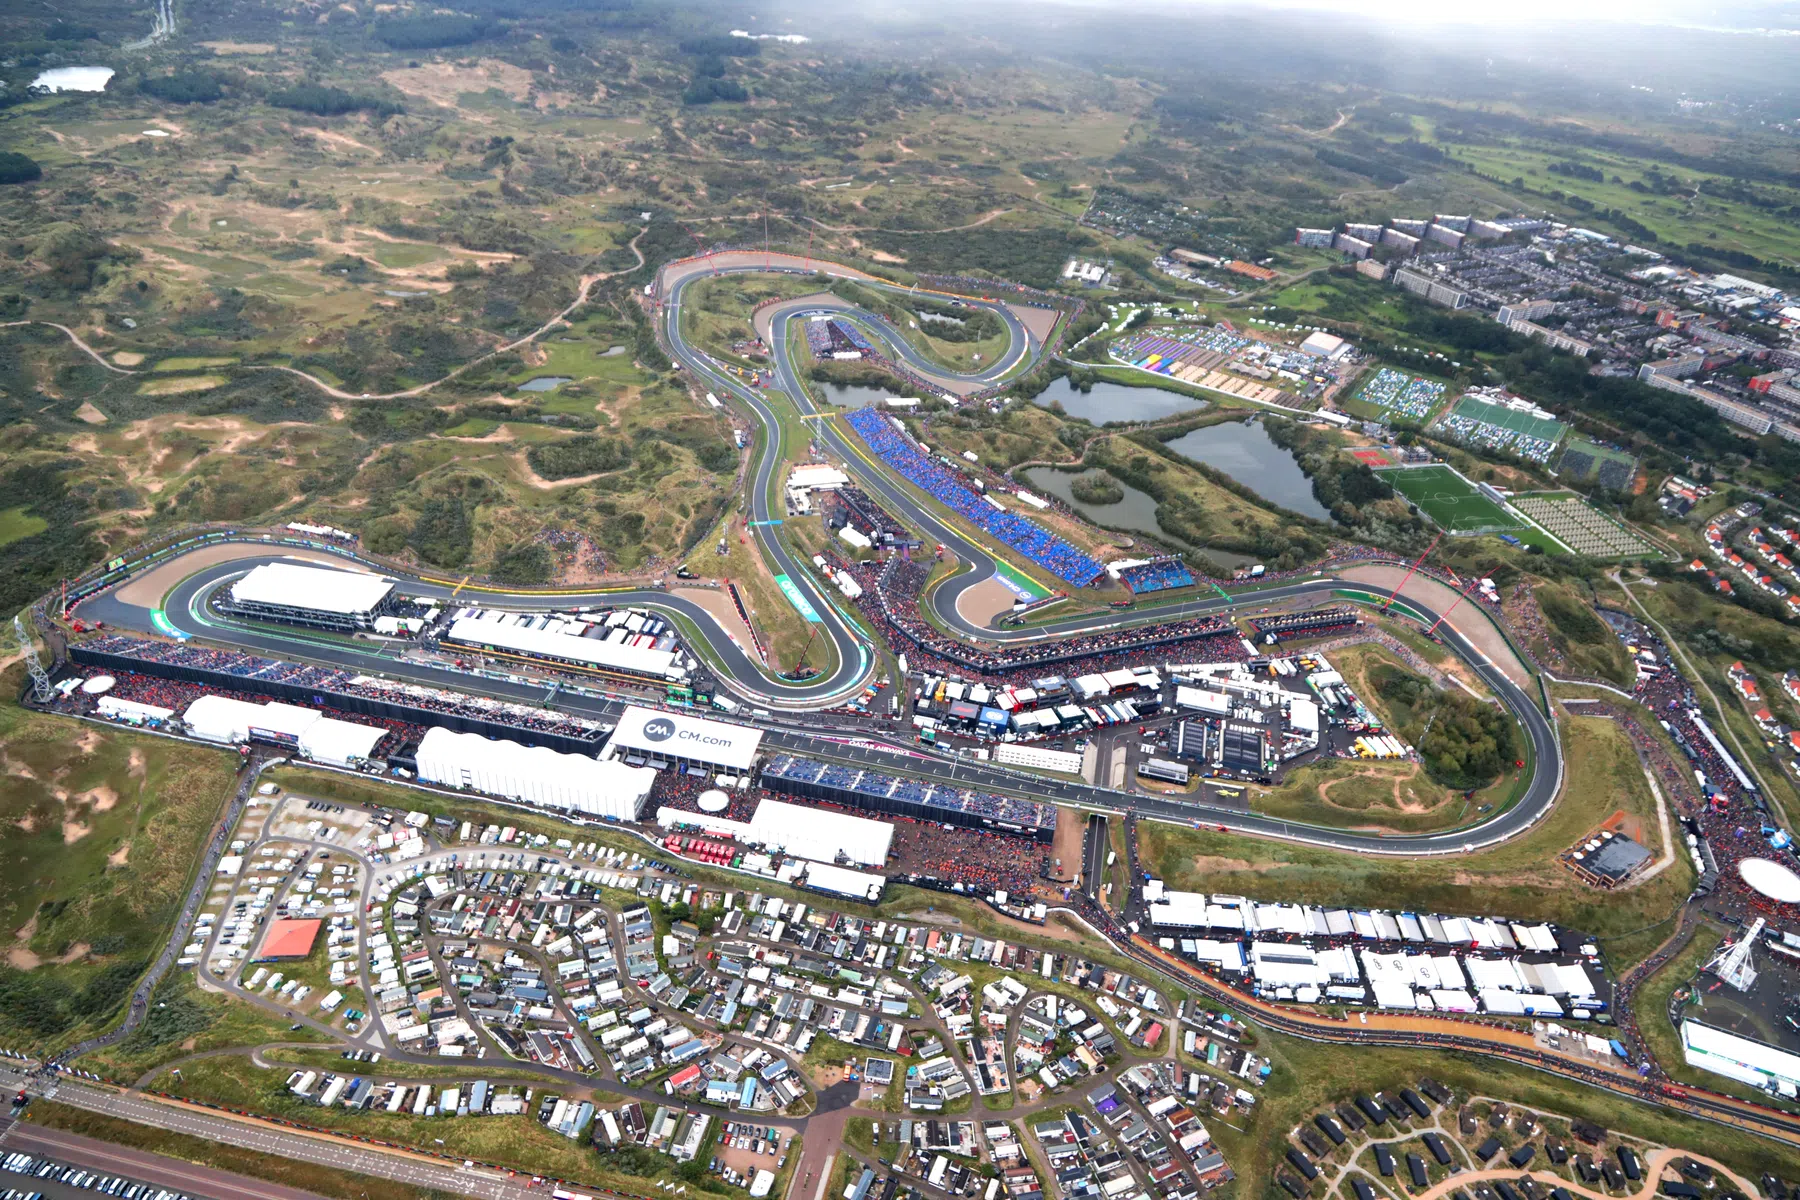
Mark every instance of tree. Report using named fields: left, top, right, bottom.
left=0, top=152, right=42, bottom=184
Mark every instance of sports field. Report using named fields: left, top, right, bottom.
left=1381, top=465, right=1525, bottom=533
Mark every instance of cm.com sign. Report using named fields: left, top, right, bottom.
left=613, top=705, right=764, bottom=771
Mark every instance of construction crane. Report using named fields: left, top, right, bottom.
left=1705, top=917, right=1764, bottom=993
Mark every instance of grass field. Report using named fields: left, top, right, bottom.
left=0, top=504, right=49, bottom=547
left=1247, top=642, right=1525, bottom=833
left=0, top=684, right=238, bottom=1050
left=1380, top=464, right=1523, bottom=533
left=1140, top=715, right=1692, bottom=974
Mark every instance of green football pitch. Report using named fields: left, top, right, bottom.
left=1381, top=465, right=1525, bottom=532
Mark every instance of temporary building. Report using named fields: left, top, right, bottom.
left=184, top=695, right=324, bottom=745
left=798, top=861, right=886, bottom=902
left=416, top=727, right=655, bottom=819
left=610, top=705, right=764, bottom=772
left=298, top=717, right=389, bottom=767
left=230, top=562, right=395, bottom=618
left=97, top=696, right=174, bottom=724
left=656, top=796, right=893, bottom=868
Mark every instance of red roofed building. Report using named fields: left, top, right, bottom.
left=665, top=1063, right=704, bottom=1094
left=258, top=917, right=323, bottom=961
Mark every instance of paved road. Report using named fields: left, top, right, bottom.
left=9, top=1073, right=543, bottom=1200
left=0, top=1116, right=332, bottom=1200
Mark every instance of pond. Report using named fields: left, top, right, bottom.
left=1021, top=468, right=1255, bottom=573
left=33, top=66, right=114, bottom=92
left=818, top=383, right=892, bottom=408
left=1162, top=419, right=1331, bottom=522
left=517, top=376, right=575, bottom=392
left=1031, top=378, right=1208, bottom=424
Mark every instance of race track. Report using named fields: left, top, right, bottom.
left=71, top=254, right=1564, bottom=856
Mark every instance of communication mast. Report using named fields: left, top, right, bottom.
left=13, top=613, right=54, bottom=704
left=1705, top=917, right=1764, bottom=993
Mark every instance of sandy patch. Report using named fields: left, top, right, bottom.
left=78, top=785, right=120, bottom=813
left=111, top=351, right=145, bottom=367
left=77, top=729, right=103, bottom=754
left=956, top=575, right=1018, bottom=629
left=1191, top=854, right=1267, bottom=874
left=867, top=249, right=907, bottom=264
left=70, top=434, right=100, bottom=454
left=75, top=403, right=109, bottom=425
left=128, top=748, right=146, bottom=779
left=1338, top=563, right=1531, bottom=688
left=515, top=452, right=612, bottom=489
left=109, top=543, right=352, bottom=610
left=138, top=375, right=225, bottom=396
left=381, top=59, right=540, bottom=113
left=1005, top=302, right=1062, bottom=344
left=6, top=946, right=41, bottom=970
left=109, top=842, right=132, bottom=867
left=201, top=40, right=276, bottom=53
left=63, top=818, right=90, bottom=843
left=674, top=586, right=759, bottom=659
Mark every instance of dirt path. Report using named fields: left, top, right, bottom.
left=8, top=228, right=649, bottom=404
left=1, top=320, right=137, bottom=374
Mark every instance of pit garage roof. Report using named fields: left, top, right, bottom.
left=260, top=917, right=323, bottom=960
left=611, top=706, right=763, bottom=771
left=447, top=616, right=679, bottom=681
left=230, top=562, right=395, bottom=616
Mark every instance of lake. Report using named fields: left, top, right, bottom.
left=33, top=66, right=114, bottom=92
left=517, top=376, right=574, bottom=392
left=1021, top=468, right=1255, bottom=572
left=1031, top=378, right=1207, bottom=424
left=818, top=383, right=892, bottom=408
left=1163, top=419, right=1331, bottom=521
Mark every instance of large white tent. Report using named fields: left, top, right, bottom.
left=298, top=718, right=389, bottom=767
left=416, top=727, right=654, bottom=819
left=184, top=695, right=326, bottom=744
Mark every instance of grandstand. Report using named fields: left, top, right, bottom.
left=1114, top=556, right=1196, bottom=595
left=844, top=408, right=1105, bottom=587
left=1249, top=606, right=1360, bottom=643
left=760, top=754, right=1057, bottom=841
left=443, top=612, right=685, bottom=685
left=73, top=636, right=608, bottom=754
left=223, top=562, right=398, bottom=632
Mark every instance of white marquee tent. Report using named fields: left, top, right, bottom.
left=416, top=727, right=655, bottom=819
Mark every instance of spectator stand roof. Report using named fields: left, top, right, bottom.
left=446, top=615, right=679, bottom=681
left=230, top=562, right=395, bottom=616
left=610, top=706, right=764, bottom=772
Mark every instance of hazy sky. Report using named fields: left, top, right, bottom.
left=1080, top=0, right=1800, bottom=33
